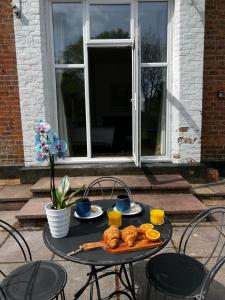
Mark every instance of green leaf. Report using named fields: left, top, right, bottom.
left=65, top=198, right=82, bottom=207
left=57, top=175, right=70, bottom=202
left=67, top=186, right=85, bottom=199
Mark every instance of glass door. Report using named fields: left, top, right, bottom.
left=51, top=0, right=169, bottom=163
left=138, top=1, right=168, bottom=158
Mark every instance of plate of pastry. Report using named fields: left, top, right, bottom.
left=113, top=202, right=143, bottom=216
left=74, top=205, right=104, bottom=219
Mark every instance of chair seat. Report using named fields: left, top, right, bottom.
left=1, top=261, right=66, bottom=300
left=146, top=253, right=207, bottom=297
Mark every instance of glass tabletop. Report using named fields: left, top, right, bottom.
left=43, top=200, right=172, bottom=266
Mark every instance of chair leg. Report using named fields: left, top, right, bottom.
left=146, top=281, right=152, bottom=299
left=60, top=289, right=66, bottom=300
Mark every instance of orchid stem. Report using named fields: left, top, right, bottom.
left=50, top=155, right=57, bottom=209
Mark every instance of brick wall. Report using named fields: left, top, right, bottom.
left=0, top=1, right=24, bottom=165
left=202, top=0, right=225, bottom=160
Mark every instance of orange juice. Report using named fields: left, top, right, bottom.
left=107, top=209, right=122, bottom=227
left=150, top=209, right=164, bottom=225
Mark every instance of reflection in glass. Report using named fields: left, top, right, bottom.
left=56, top=69, right=87, bottom=157
left=141, top=68, right=167, bottom=156
left=139, top=2, right=168, bottom=62
left=90, top=5, right=130, bottom=39
left=53, top=3, right=83, bottom=64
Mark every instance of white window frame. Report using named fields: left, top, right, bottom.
left=48, top=0, right=173, bottom=164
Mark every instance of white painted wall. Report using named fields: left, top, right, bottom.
left=13, top=0, right=205, bottom=166
left=13, top=0, right=54, bottom=166
left=171, top=0, right=205, bottom=163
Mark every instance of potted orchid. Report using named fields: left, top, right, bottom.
left=34, top=120, right=82, bottom=238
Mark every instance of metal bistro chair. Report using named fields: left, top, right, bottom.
left=0, top=220, right=67, bottom=300
left=145, top=207, right=225, bottom=300
left=83, top=176, right=133, bottom=202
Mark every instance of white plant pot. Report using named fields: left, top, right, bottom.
left=45, top=203, right=71, bottom=238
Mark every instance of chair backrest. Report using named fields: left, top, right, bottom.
left=0, top=285, right=7, bottom=300
left=178, top=207, right=225, bottom=266
left=83, top=176, right=133, bottom=201
left=0, top=220, right=32, bottom=263
left=199, top=254, right=225, bottom=300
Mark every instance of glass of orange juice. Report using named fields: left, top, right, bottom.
left=150, top=208, right=165, bottom=225
left=107, top=209, right=122, bottom=227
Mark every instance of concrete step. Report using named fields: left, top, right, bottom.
left=192, top=179, right=225, bottom=200
left=15, top=193, right=206, bottom=225
left=19, top=162, right=206, bottom=184
left=0, top=184, right=32, bottom=211
left=202, top=199, right=225, bottom=207
left=31, top=174, right=191, bottom=197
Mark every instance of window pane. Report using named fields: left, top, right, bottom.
left=90, top=4, right=130, bottom=39
left=56, top=69, right=87, bottom=157
left=53, top=3, right=83, bottom=64
left=141, top=68, right=167, bottom=156
left=139, top=2, right=168, bottom=63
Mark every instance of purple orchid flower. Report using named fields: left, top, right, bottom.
left=33, top=120, right=51, bottom=136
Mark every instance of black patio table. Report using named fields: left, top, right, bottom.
left=43, top=200, right=172, bottom=300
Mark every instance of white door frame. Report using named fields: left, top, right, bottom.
left=49, top=0, right=172, bottom=165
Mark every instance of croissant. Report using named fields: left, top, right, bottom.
left=121, top=225, right=138, bottom=247
left=103, top=226, right=120, bottom=249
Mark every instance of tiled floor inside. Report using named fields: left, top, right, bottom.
left=0, top=210, right=225, bottom=299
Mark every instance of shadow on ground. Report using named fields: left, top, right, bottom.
left=133, top=260, right=225, bottom=300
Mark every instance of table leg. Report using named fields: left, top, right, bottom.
left=73, top=266, right=94, bottom=300
left=92, top=266, right=102, bottom=300
left=129, top=263, right=135, bottom=295
left=73, top=264, right=136, bottom=300
left=121, top=264, right=136, bottom=300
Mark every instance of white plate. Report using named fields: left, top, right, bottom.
left=113, top=202, right=143, bottom=216
left=74, top=205, right=104, bottom=219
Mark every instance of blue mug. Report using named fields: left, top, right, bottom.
left=116, top=194, right=131, bottom=213
left=75, top=198, right=91, bottom=217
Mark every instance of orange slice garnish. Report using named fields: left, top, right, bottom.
left=145, top=229, right=160, bottom=242
left=139, top=223, right=154, bottom=233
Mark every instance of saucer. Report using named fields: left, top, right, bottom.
left=74, top=205, right=104, bottom=219
left=113, top=202, right=143, bottom=216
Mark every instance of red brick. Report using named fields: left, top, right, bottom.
left=0, top=1, right=24, bottom=165
left=202, top=0, right=225, bottom=160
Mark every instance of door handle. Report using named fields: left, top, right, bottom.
left=131, top=92, right=137, bottom=110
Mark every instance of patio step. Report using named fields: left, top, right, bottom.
left=15, top=193, right=207, bottom=225
left=0, top=184, right=32, bottom=211
left=30, top=174, right=191, bottom=197
left=19, top=162, right=206, bottom=184
left=192, top=179, right=225, bottom=200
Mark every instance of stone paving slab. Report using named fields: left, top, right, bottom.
left=31, top=174, right=190, bottom=193
left=192, top=179, right=225, bottom=197
left=0, top=230, right=53, bottom=263
left=0, top=184, right=32, bottom=201
left=0, top=210, right=18, bottom=229
left=150, top=174, right=191, bottom=190
left=171, top=226, right=225, bottom=257
left=0, top=232, right=8, bottom=246
left=56, top=260, right=116, bottom=300
left=15, top=197, right=49, bottom=220
left=133, top=194, right=207, bottom=214
left=15, top=193, right=206, bottom=222
left=0, top=179, right=20, bottom=186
